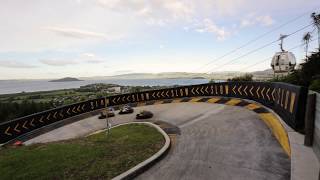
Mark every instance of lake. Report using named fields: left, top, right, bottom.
left=0, top=78, right=211, bottom=95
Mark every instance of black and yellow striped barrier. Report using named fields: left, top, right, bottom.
left=108, top=82, right=307, bottom=131
left=0, top=82, right=307, bottom=145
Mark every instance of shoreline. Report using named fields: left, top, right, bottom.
left=0, top=78, right=212, bottom=95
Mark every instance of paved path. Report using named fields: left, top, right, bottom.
left=25, top=102, right=290, bottom=180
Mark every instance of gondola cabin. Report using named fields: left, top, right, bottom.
left=271, top=34, right=296, bottom=77
left=271, top=51, right=296, bottom=76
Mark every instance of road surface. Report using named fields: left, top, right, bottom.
left=25, top=102, right=290, bottom=180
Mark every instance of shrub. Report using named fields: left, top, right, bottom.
left=0, top=101, right=53, bottom=123
left=310, top=79, right=320, bottom=92
left=228, top=74, right=253, bottom=82
left=209, top=79, right=215, bottom=83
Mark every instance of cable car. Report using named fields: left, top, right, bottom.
left=271, top=34, right=296, bottom=76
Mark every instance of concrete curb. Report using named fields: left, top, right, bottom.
left=237, top=98, right=291, bottom=157
left=103, top=122, right=171, bottom=180
left=244, top=99, right=319, bottom=180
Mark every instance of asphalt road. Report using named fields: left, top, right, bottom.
left=25, top=102, right=290, bottom=180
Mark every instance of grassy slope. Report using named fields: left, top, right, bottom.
left=0, top=124, right=164, bottom=180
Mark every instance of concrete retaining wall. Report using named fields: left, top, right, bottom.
left=313, top=92, right=320, bottom=160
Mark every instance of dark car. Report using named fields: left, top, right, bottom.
left=119, top=105, right=134, bottom=114
left=98, top=111, right=107, bottom=119
left=136, top=110, right=153, bottom=119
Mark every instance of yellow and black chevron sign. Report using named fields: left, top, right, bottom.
left=230, top=84, right=274, bottom=100
left=228, top=84, right=298, bottom=114
left=0, top=98, right=106, bottom=139
left=108, top=84, right=298, bottom=114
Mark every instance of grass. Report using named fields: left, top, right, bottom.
left=0, top=124, right=165, bottom=180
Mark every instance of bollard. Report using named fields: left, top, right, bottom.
left=304, top=93, right=316, bottom=146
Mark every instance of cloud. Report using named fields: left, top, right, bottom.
left=40, top=53, right=105, bottom=66
left=0, top=0, right=289, bottom=53
left=80, top=53, right=105, bottom=63
left=162, top=1, right=194, bottom=19
left=240, top=19, right=254, bottom=28
left=40, top=59, right=77, bottom=66
left=96, top=0, right=194, bottom=26
left=256, top=15, right=274, bottom=26
left=240, top=14, right=274, bottom=28
left=43, top=27, right=109, bottom=39
left=195, top=19, right=230, bottom=41
left=113, top=69, right=134, bottom=74
left=81, top=53, right=95, bottom=58
left=0, top=60, right=37, bottom=68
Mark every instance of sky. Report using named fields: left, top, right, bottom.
left=0, top=0, right=320, bottom=80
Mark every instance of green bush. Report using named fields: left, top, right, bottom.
left=0, top=101, right=53, bottom=123
left=209, top=79, right=215, bottom=83
left=269, top=71, right=302, bottom=85
left=310, top=79, right=320, bottom=92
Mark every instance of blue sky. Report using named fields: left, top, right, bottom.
left=0, top=0, right=320, bottom=79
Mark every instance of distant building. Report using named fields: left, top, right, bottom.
left=107, top=86, right=121, bottom=93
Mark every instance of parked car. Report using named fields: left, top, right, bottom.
left=98, top=111, right=107, bottom=119
left=107, top=107, right=115, bottom=117
left=119, top=105, right=134, bottom=114
left=98, top=108, right=115, bottom=119
left=136, top=110, right=153, bottom=119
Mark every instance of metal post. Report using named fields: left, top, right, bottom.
left=105, top=108, right=112, bottom=136
left=304, top=93, right=316, bottom=146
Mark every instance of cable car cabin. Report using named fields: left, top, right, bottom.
left=271, top=51, right=296, bottom=77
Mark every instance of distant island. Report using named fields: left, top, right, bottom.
left=49, top=77, right=83, bottom=82
left=192, top=77, right=206, bottom=79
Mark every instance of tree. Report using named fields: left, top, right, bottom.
left=227, top=74, right=253, bottom=82
left=310, top=79, right=320, bottom=92
left=311, top=12, right=320, bottom=49
left=302, top=32, right=312, bottom=61
left=0, top=101, right=53, bottom=123
left=209, top=79, right=215, bottom=83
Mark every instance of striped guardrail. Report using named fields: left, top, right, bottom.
left=0, top=82, right=307, bottom=144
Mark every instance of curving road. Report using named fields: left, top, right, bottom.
left=25, top=102, right=290, bottom=180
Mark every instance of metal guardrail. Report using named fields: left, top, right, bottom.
left=0, top=82, right=308, bottom=144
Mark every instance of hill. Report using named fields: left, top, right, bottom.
left=49, top=77, right=83, bottom=82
